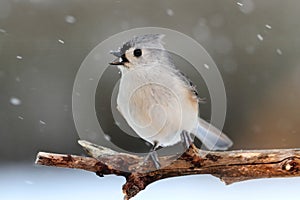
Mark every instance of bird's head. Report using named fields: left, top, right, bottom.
left=110, top=34, right=171, bottom=70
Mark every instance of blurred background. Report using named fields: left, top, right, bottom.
left=1, top=0, right=300, bottom=199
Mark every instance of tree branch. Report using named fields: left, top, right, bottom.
left=35, top=140, right=300, bottom=200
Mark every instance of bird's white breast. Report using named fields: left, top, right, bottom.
left=117, top=65, right=198, bottom=147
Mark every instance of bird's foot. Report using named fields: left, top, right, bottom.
left=142, top=150, right=161, bottom=169
left=180, top=130, right=193, bottom=150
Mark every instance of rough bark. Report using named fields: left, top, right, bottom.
left=35, top=140, right=300, bottom=200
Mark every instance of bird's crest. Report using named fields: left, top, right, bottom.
left=111, top=34, right=165, bottom=57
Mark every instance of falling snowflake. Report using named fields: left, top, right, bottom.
left=204, top=64, right=210, bottom=69
left=257, top=34, right=264, bottom=41
left=0, top=28, right=6, bottom=34
left=18, top=116, right=24, bottom=120
left=65, top=15, right=76, bottom=24
left=237, top=2, right=243, bottom=6
left=166, top=9, right=174, bottom=16
left=276, top=48, right=283, bottom=55
left=104, top=134, right=111, bottom=141
left=39, top=120, right=46, bottom=125
left=58, top=39, right=65, bottom=44
left=10, top=97, right=22, bottom=106
left=265, top=24, right=272, bottom=30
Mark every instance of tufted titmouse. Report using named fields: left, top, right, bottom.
left=110, top=34, right=232, bottom=167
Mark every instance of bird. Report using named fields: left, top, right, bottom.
left=110, top=34, right=233, bottom=168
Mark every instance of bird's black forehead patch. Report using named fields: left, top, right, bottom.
left=110, top=41, right=132, bottom=57
left=119, top=41, right=132, bottom=56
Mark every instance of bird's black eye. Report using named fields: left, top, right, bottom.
left=133, top=49, right=142, bottom=57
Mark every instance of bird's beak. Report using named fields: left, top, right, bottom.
left=109, top=60, right=124, bottom=65
left=109, top=51, right=128, bottom=66
left=110, top=50, right=122, bottom=57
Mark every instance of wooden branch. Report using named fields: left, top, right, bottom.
left=35, top=140, right=300, bottom=200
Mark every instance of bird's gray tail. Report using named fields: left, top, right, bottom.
left=193, top=118, right=233, bottom=150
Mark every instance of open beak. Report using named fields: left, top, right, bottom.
left=109, top=51, right=128, bottom=66
left=109, top=60, right=124, bottom=65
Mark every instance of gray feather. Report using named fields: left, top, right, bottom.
left=194, top=118, right=233, bottom=150
left=110, top=34, right=165, bottom=57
